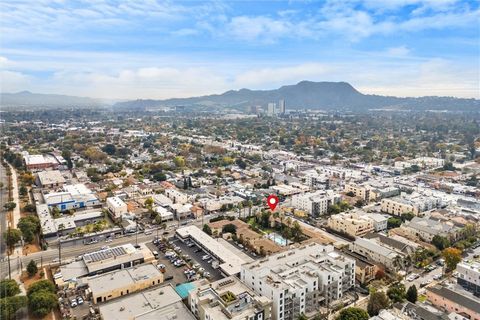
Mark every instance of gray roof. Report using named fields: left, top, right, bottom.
left=428, top=286, right=480, bottom=313
left=395, top=301, right=449, bottom=320
left=406, top=217, right=458, bottom=236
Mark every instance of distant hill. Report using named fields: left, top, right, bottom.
left=113, top=81, right=479, bottom=112
left=0, top=91, right=103, bottom=108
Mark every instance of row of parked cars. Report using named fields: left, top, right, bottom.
left=70, top=296, right=84, bottom=308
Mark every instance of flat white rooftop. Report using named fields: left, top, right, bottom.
left=176, top=225, right=253, bottom=275
left=87, top=264, right=162, bottom=297
left=99, top=284, right=195, bottom=320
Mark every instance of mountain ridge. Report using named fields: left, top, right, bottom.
left=1, top=81, right=478, bottom=111
left=113, top=81, right=479, bottom=111
left=0, top=91, right=103, bottom=108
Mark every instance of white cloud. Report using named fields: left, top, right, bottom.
left=0, top=70, right=32, bottom=92
left=219, top=1, right=478, bottom=43
left=386, top=46, right=411, bottom=56
left=2, top=53, right=476, bottom=99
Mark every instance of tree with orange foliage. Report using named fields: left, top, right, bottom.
left=442, top=247, right=462, bottom=272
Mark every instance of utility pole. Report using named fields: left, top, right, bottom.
left=58, top=240, right=61, bottom=265
left=7, top=253, right=11, bottom=279
left=135, top=219, right=138, bottom=246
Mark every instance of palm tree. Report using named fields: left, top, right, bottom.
left=247, top=200, right=253, bottom=217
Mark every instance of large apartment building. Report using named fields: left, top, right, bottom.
left=381, top=194, right=442, bottom=216
left=189, top=276, right=272, bottom=320
left=240, top=243, right=355, bottom=320
left=291, top=190, right=340, bottom=216
left=457, top=260, right=480, bottom=295
left=327, top=211, right=375, bottom=237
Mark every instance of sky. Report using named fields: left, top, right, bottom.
left=0, top=0, right=479, bottom=100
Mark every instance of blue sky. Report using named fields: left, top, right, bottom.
left=0, top=0, right=478, bottom=99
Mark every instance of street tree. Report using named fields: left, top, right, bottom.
left=3, top=228, right=22, bottom=250
left=3, top=202, right=16, bottom=211
left=27, top=260, right=38, bottom=277
left=442, top=247, right=462, bottom=272
left=0, top=295, right=28, bottom=320
left=0, top=280, right=20, bottom=298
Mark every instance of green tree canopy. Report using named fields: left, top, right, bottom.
left=0, top=280, right=20, bottom=298
left=387, top=282, right=406, bottom=303
left=3, top=229, right=22, bottom=250
left=431, top=235, right=450, bottom=251
left=336, top=307, right=369, bottom=320
left=102, top=144, right=116, bottom=155
left=387, top=217, right=402, bottom=229
left=202, top=224, right=212, bottom=236
left=27, top=280, right=55, bottom=297
left=367, top=291, right=390, bottom=316
left=28, top=290, right=57, bottom=317
left=0, top=295, right=28, bottom=320
left=222, top=223, right=237, bottom=234
left=17, top=216, right=40, bottom=244
left=27, top=260, right=38, bottom=277
left=406, top=285, right=418, bottom=303
left=3, top=202, right=16, bottom=211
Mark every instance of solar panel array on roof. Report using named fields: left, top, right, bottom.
left=84, top=246, right=127, bottom=263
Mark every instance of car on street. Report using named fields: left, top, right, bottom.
left=202, top=255, right=211, bottom=261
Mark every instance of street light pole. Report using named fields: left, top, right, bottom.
left=58, top=240, right=62, bottom=265
left=135, top=219, right=138, bottom=246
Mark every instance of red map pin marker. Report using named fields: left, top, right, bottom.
left=267, top=195, right=279, bottom=211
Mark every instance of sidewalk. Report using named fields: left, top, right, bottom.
left=7, top=163, right=23, bottom=258
left=7, top=163, right=21, bottom=228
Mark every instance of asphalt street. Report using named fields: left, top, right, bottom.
left=0, top=164, right=8, bottom=258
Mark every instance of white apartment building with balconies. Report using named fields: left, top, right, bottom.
left=291, top=190, right=340, bottom=216
left=240, top=243, right=355, bottom=320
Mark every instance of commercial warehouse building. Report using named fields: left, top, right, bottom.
left=176, top=225, right=254, bottom=276
left=86, top=264, right=163, bottom=304
left=58, top=243, right=154, bottom=283
left=36, top=170, right=66, bottom=188
left=43, top=183, right=100, bottom=211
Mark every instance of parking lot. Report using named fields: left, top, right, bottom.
left=172, top=238, right=223, bottom=281
left=145, top=241, right=190, bottom=285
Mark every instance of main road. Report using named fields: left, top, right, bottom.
left=0, top=163, right=9, bottom=258
left=0, top=210, right=236, bottom=279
